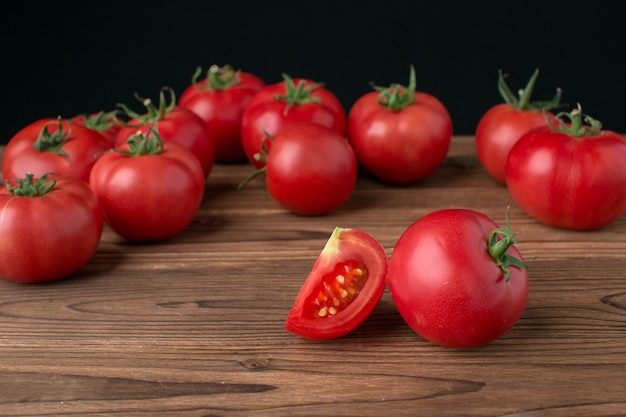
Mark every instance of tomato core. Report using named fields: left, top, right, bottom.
left=304, top=260, right=367, bottom=318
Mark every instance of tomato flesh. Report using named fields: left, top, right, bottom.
left=285, top=227, right=388, bottom=340
left=304, top=260, right=367, bottom=319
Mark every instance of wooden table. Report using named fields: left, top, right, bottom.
left=1, top=136, right=625, bottom=416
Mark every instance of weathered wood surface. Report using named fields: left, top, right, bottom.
left=1, top=136, right=625, bottom=416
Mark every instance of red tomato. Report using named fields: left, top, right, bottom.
left=475, top=69, right=563, bottom=184
left=179, top=65, right=266, bottom=163
left=245, top=122, right=357, bottom=216
left=347, top=65, right=452, bottom=185
left=2, top=117, right=112, bottom=183
left=89, top=128, right=205, bottom=242
left=240, top=74, right=347, bottom=168
left=285, top=227, right=388, bottom=340
left=505, top=105, right=626, bottom=230
left=388, top=208, right=529, bottom=348
left=0, top=173, right=103, bottom=284
left=115, top=87, right=214, bottom=178
left=71, top=110, right=122, bottom=146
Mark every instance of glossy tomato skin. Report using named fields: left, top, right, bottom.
left=285, top=227, right=388, bottom=340
left=476, top=104, right=557, bottom=184
left=388, top=209, right=529, bottom=348
left=347, top=91, right=452, bottom=185
left=2, top=118, right=112, bottom=183
left=264, top=122, right=357, bottom=216
left=89, top=141, right=205, bottom=242
left=241, top=77, right=347, bottom=168
left=179, top=68, right=266, bottom=163
left=115, top=106, right=214, bottom=179
left=0, top=174, right=103, bottom=284
left=505, top=127, right=626, bottom=230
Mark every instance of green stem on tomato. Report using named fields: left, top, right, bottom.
left=548, top=103, right=603, bottom=138
left=488, top=207, right=528, bottom=282
left=5, top=173, right=56, bottom=197
left=273, top=73, right=322, bottom=113
left=33, top=117, right=70, bottom=157
left=116, top=87, right=177, bottom=127
left=372, top=65, right=417, bottom=112
left=497, top=68, right=563, bottom=111
left=120, top=125, right=164, bottom=157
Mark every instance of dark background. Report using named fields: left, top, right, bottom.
left=3, top=2, right=625, bottom=144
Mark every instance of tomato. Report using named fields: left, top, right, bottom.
left=285, top=227, right=388, bottom=340
left=89, top=128, right=205, bottom=242
left=240, top=74, right=347, bottom=168
left=241, top=122, right=357, bottom=216
left=0, top=173, right=103, bottom=284
left=347, top=65, right=452, bottom=185
left=2, top=117, right=112, bottom=183
left=387, top=208, right=529, bottom=348
left=505, top=104, right=626, bottom=230
left=115, top=87, right=214, bottom=178
left=179, top=65, right=266, bottom=163
left=71, top=110, right=122, bottom=146
left=475, top=69, right=563, bottom=184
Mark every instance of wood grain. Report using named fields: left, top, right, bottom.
left=1, top=137, right=625, bottom=416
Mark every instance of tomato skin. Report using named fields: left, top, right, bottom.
left=115, top=106, right=214, bottom=179
left=505, top=127, right=626, bottom=230
left=240, top=77, right=347, bottom=168
left=88, top=141, right=205, bottom=242
left=475, top=104, right=557, bottom=184
left=387, top=209, right=529, bottom=348
left=285, top=227, right=388, bottom=340
left=264, top=122, right=357, bottom=216
left=179, top=68, right=266, bottom=163
left=347, top=91, right=452, bottom=185
left=0, top=174, right=103, bottom=284
left=2, top=118, right=112, bottom=183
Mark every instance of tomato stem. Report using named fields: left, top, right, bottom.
left=497, top=68, right=563, bottom=111
left=488, top=207, right=528, bottom=281
left=33, top=117, right=70, bottom=156
left=119, top=124, right=164, bottom=156
left=372, top=65, right=417, bottom=111
left=5, top=173, right=56, bottom=197
left=116, top=87, right=177, bottom=127
left=193, top=64, right=241, bottom=90
left=547, top=103, right=603, bottom=137
left=273, top=74, right=322, bottom=114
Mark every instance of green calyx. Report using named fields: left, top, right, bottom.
left=237, top=131, right=273, bottom=189
left=119, top=125, right=165, bottom=157
left=33, top=117, right=70, bottom=156
left=488, top=208, right=528, bottom=282
left=5, top=173, right=56, bottom=197
left=76, top=110, right=120, bottom=133
left=273, top=73, right=321, bottom=113
left=117, top=87, right=177, bottom=125
left=498, top=68, right=563, bottom=111
left=191, top=64, right=241, bottom=91
left=547, top=103, right=603, bottom=138
left=373, top=65, right=418, bottom=112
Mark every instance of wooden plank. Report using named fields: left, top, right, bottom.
left=0, top=136, right=625, bottom=416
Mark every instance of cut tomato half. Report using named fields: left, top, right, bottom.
left=285, top=227, right=388, bottom=340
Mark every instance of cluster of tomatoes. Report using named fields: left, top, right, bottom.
left=2, top=64, right=626, bottom=349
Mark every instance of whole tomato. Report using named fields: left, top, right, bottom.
left=475, top=69, right=563, bottom=184
left=90, top=128, right=205, bottom=242
left=285, top=227, right=388, bottom=340
left=0, top=173, right=103, bottom=284
left=241, top=122, right=357, bottom=216
left=387, top=208, right=529, bottom=348
left=347, top=65, right=452, bottom=185
left=2, top=117, right=112, bottom=183
left=71, top=109, right=122, bottom=146
left=115, top=87, right=214, bottom=178
left=179, top=65, right=266, bottom=163
left=505, top=104, right=626, bottom=230
left=240, top=74, right=346, bottom=168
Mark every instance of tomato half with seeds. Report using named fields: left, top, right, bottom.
left=285, top=227, right=388, bottom=340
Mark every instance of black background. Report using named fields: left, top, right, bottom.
left=3, top=2, right=625, bottom=144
